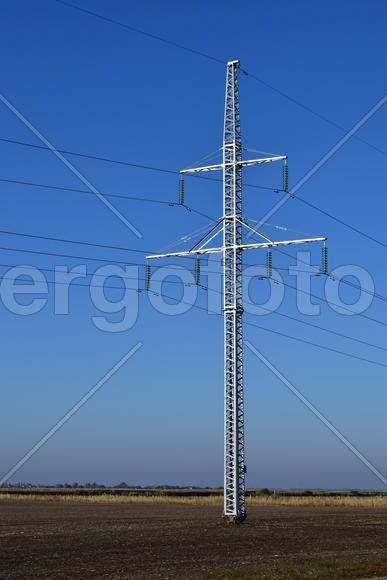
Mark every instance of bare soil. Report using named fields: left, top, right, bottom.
left=0, top=500, right=386, bottom=579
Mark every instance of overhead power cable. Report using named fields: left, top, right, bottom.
left=54, top=0, right=387, bottom=159
left=0, top=244, right=139, bottom=266
left=228, top=209, right=387, bottom=302
left=241, top=71, right=387, bottom=159
left=1, top=200, right=387, bottom=307
left=245, top=192, right=386, bottom=249
left=0, top=223, right=385, bottom=303
left=54, top=0, right=226, bottom=65
left=1, top=218, right=387, bottom=316
left=0, top=177, right=189, bottom=206
left=0, top=137, right=181, bottom=175
left=2, top=136, right=385, bottom=249
left=243, top=319, right=387, bottom=369
left=0, top=253, right=386, bottom=355
left=0, top=226, right=221, bottom=265
left=0, top=266, right=385, bottom=370
left=197, top=210, right=387, bottom=302
left=0, top=228, right=153, bottom=255
left=0, top=177, right=214, bottom=221
left=243, top=216, right=320, bottom=238
left=244, top=304, right=387, bottom=353
left=261, top=243, right=387, bottom=304
left=293, top=194, right=387, bottom=249
left=197, top=279, right=387, bottom=354
left=0, top=138, right=278, bottom=192
left=276, top=277, right=387, bottom=328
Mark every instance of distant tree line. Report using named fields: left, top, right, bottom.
left=1, top=481, right=219, bottom=489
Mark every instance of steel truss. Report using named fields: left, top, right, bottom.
left=147, top=60, right=326, bottom=523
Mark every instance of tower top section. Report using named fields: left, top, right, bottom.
left=227, top=59, right=240, bottom=67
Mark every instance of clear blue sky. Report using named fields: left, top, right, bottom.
left=0, top=0, right=386, bottom=489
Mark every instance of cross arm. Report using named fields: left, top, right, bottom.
left=180, top=163, right=223, bottom=174
left=237, top=155, right=286, bottom=167
left=146, top=247, right=223, bottom=259
left=239, top=236, right=326, bottom=251
left=180, top=155, right=287, bottom=175
left=146, top=236, right=326, bottom=260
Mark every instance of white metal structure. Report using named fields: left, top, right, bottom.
left=147, top=60, right=326, bottom=523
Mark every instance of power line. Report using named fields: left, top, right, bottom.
left=0, top=223, right=223, bottom=260
left=0, top=222, right=386, bottom=324
left=146, top=281, right=386, bottom=368
left=0, top=238, right=207, bottom=266
left=0, top=244, right=139, bottom=265
left=5, top=6, right=379, bottom=262
left=0, top=263, right=197, bottom=290
left=0, top=267, right=385, bottom=370
left=267, top=245, right=387, bottom=304
left=2, top=256, right=385, bottom=355
left=0, top=177, right=184, bottom=205
left=0, top=177, right=214, bottom=221
left=2, top=134, right=385, bottom=249
left=0, top=137, right=182, bottom=174
left=278, top=277, right=387, bottom=328
left=241, top=71, right=387, bottom=159
left=1, top=209, right=387, bottom=312
left=244, top=304, right=387, bottom=353
left=0, top=225, right=384, bottom=352
left=185, top=206, right=387, bottom=304
left=0, top=138, right=278, bottom=192
left=0, top=228, right=152, bottom=255
left=0, top=130, right=385, bottom=316
left=54, top=0, right=387, bottom=159
left=54, top=0, right=226, bottom=65
left=1, top=211, right=376, bottom=357
left=245, top=249, right=387, bottom=326
left=233, top=212, right=387, bottom=301
left=0, top=227, right=222, bottom=265
left=293, top=193, right=387, bottom=249
left=199, top=211, right=387, bottom=302
left=202, top=280, right=387, bottom=354
left=2, top=34, right=383, bottom=505
left=244, top=318, right=387, bottom=369
left=47, top=4, right=386, bottom=248
left=1, top=222, right=385, bottom=305
left=246, top=193, right=387, bottom=249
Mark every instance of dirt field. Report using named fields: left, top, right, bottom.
left=0, top=500, right=386, bottom=579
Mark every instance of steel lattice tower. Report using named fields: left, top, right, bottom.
left=223, top=61, right=245, bottom=521
left=147, top=60, right=326, bottom=523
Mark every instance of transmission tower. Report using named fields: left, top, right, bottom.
left=147, top=60, right=326, bottom=523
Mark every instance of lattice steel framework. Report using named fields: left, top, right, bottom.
left=147, top=60, right=326, bottom=523
left=223, top=61, right=245, bottom=521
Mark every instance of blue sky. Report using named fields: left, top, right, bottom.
left=0, top=0, right=386, bottom=489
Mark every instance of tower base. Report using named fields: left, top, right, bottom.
left=223, top=514, right=246, bottom=525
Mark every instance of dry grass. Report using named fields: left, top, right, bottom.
left=0, top=493, right=386, bottom=508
